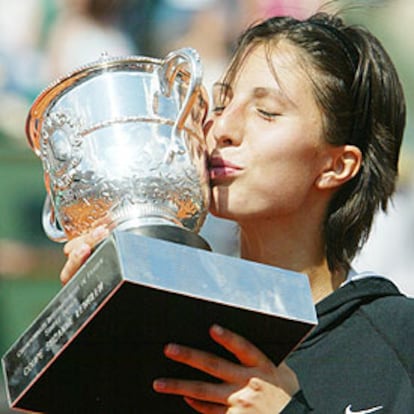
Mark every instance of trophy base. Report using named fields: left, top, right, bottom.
left=129, top=224, right=211, bottom=250
left=2, top=231, right=317, bottom=414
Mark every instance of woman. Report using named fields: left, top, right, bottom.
left=60, top=12, right=414, bottom=413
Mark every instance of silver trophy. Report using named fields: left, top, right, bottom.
left=26, top=48, right=211, bottom=249
left=2, top=49, right=317, bottom=413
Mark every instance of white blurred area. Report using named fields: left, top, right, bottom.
left=0, top=0, right=413, bottom=298
left=44, top=0, right=135, bottom=79
left=0, top=0, right=45, bottom=142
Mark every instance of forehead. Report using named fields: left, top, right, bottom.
left=227, top=41, right=315, bottom=101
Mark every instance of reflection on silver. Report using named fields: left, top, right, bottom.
left=2, top=231, right=317, bottom=412
left=26, top=48, right=210, bottom=242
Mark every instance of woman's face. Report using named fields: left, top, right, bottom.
left=205, top=41, right=333, bottom=224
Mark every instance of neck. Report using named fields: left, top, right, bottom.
left=239, top=218, right=346, bottom=303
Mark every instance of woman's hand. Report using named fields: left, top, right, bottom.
left=153, top=324, right=299, bottom=414
left=60, top=225, right=109, bottom=285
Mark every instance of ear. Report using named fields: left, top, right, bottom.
left=316, top=145, right=362, bottom=190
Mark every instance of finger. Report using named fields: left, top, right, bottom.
left=247, top=377, right=263, bottom=391
left=184, top=397, right=227, bottom=414
left=163, top=343, right=243, bottom=383
left=63, top=236, right=87, bottom=258
left=228, top=393, right=253, bottom=409
left=60, top=226, right=109, bottom=285
left=153, top=378, right=234, bottom=405
left=60, top=243, right=91, bottom=285
left=227, top=377, right=262, bottom=407
left=63, top=225, right=109, bottom=257
left=209, top=325, right=268, bottom=367
left=227, top=388, right=251, bottom=408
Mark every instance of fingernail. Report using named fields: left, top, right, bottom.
left=165, top=343, right=180, bottom=355
left=76, top=243, right=90, bottom=258
left=153, top=379, right=166, bottom=390
left=211, top=324, right=224, bottom=335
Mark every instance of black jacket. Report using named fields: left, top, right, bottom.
left=283, top=276, right=414, bottom=414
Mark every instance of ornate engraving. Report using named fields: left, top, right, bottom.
left=40, top=111, right=83, bottom=189
left=26, top=49, right=209, bottom=241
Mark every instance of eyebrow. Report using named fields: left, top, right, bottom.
left=212, top=82, right=297, bottom=108
left=252, top=86, right=295, bottom=108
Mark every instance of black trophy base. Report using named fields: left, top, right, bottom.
left=2, top=231, right=317, bottom=414
left=128, top=223, right=212, bottom=251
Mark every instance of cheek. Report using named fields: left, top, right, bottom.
left=252, top=145, right=324, bottom=203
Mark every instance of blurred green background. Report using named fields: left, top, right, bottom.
left=0, top=146, right=63, bottom=352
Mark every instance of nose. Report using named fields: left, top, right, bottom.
left=205, top=102, right=243, bottom=149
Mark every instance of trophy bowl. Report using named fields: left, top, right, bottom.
left=26, top=48, right=210, bottom=248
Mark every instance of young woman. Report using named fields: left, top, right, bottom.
left=61, top=12, right=414, bottom=414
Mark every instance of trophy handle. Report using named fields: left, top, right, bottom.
left=159, top=47, right=202, bottom=163
left=42, top=195, right=67, bottom=242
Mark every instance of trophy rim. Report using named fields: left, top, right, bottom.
left=25, top=52, right=194, bottom=154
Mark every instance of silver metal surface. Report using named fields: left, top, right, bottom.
left=117, top=231, right=316, bottom=322
left=26, top=48, right=210, bottom=242
left=2, top=231, right=317, bottom=413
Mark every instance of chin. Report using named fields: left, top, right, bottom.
left=209, top=204, right=239, bottom=222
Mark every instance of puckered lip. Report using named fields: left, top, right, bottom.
left=208, top=156, right=243, bottom=170
left=208, top=156, right=243, bottom=181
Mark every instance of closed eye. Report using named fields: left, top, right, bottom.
left=212, top=106, right=226, bottom=115
left=257, top=108, right=279, bottom=121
